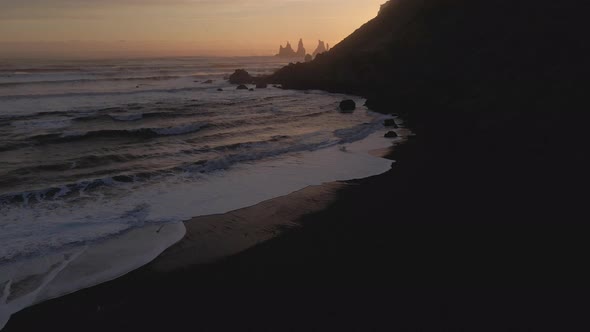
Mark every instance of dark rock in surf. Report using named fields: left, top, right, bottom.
left=384, top=131, right=398, bottom=138
left=236, top=85, right=248, bottom=90
left=202, top=80, right=214, bottom=84
left=256, top=82, right=268, bottom=89
left=339, top=100, right=356, bottom=112
left=229, top=69, right=254, bottom=84
left=217, top=88, right=224, bottom=91
left=384, top=119, right=399, bottom=128
left=249, top=88, right=255, bottom=91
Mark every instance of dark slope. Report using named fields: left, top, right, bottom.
left=270, top=0, right=587, bottom=137
left=270, top=0, right=589, bottom=222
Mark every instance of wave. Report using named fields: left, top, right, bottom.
left=109, top=113, right=144, bottom=121
left=0, top=75, right=194, bottom=87
left=0, top=154, right=137, bottom=180
left=0, top=134, right=293, bottom=194
left=0, top=132, right=330, bottom=206
left=0, top=86, right=208, bottom=100
left=72, top=111, right=193, bottom=123
left=0, top=118, right=384, bottom=207
left=0, top=67, right=83, bottom=73
left=31, top=122, right=208, bottom=144
left=0, top=110, right=73, bottom=122
left=334, top=121, right=386, bottom=144
left=9, top=118, right=72, bottom=131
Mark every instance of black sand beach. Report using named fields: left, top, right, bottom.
left=5, top=0, right=590, bottom=330
left=6, top=133, right=590, bottom=330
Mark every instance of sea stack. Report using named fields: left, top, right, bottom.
left=276, top=42, right=297, bottom=57
left=312, top=40, right=327, bottom=57
left=296, top=39, right=306, bottom=57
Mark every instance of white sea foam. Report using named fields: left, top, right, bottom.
left=0, top=127, right=401, bottom=328
left=0, top=222, right=185, bottom=330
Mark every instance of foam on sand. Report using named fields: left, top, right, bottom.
left=0, top=222, right=185, bottom=330
left=0, top=125, right=404, bottom=329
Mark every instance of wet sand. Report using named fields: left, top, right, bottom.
left=151, top=182, right=346, bottom=272
left=5, top=135, right=590, bottom=331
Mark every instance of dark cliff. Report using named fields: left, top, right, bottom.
left=269, top=0, right=586, bottom=137
left=269, top=0, right=588, bottom=223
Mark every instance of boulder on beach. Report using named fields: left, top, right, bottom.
left=384, top=131, right=398, bottom=138
left=339, top=100, right=356, bottom=112
left=249, top=88, right=255, bottom=91
left=202, top=80, right=214, bottom=84
left=217, top=88, right=223, bottom=91
left=236, top=85, right=248, bottom=90
left=229, top=69, right=254, bottom=84
left=256, top=82, right=268, bottom=89
left=384, top=119, right=399, bottom=128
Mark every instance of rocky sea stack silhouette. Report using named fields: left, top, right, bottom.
left=312, top=40, right=329, bottom=57
left=296, top=39, right=306, bottom=57
left=276, top=39, right=328, bottom=58
left=276, top=41, right=296, bottom=57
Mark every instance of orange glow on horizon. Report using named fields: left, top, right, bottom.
left=0, top=0, right=384, bottom=59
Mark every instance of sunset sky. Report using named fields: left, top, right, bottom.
left=0, top=0, right=384, bottom=59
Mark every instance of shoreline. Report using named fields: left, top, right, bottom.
left=4, top=147, right=401, bottom=331
left=3, top=0, right=590, bottom=329
left=0, top=111, right=402, bottom=323
left=5, top=133, right=590, bottom=330
left=152, top=143, right=395, bottom=272
left=151, top=181, right=347, bottom=272
left=2, top=129, right=405, bottom=331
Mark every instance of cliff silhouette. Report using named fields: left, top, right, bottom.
left=267, top=0, right=589, bottom=282
left=269, top=0, right=586, bottom=148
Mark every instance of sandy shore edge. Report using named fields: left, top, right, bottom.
left=150, top=144, right=394, bottom=272
left=149, top=181, right=347, bottom=272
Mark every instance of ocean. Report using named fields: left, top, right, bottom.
left=0, top=56, right=397, bottom=327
